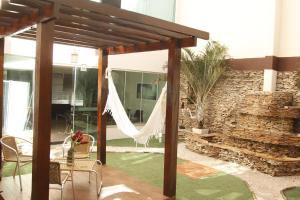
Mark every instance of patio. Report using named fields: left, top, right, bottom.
left=0, top=0, right=209, bottom=199
left=1, top=0, right=300, bottom=199
left=0, top=166, right=167, bottom=200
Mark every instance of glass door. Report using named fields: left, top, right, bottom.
left=72, top=66, right=98, bottom=139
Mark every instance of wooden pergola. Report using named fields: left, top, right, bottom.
left=0, top=0, right=209, bottom=199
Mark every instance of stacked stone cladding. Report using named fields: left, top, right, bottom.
left=180, top=70, right=300, bottom=133
left=182, top=69, right=300, bottom=176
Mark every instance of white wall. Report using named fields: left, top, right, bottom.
left=4, top=37, right=99, bottom=68
left=175, top=0, right=279, bottom=58
left=5, top=0, right=300, bottom=71
left=108, top=51, right=167, bottom=73
left=277, top=0, right=300, bottom=57
left=4, top=37, right=168, bottom=73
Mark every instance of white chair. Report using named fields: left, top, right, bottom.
left=0, top=136, right=32, bottom=191
left=62, top=134, right=95, bottom=159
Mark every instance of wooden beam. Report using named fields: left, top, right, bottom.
left=58, top=0, right=209, bottom=40
left=0, top=10, right=23, bottom=18
left=0, top=38, right=4, bottom=181
left=228, top=56, right=300, bottom=71
left=60, top=6, right=187, bottom=39
left=58, top=14, right=167, bottom=42
left=163, top=39, right=181, bottom=198
left=108, top=37, right=196, bottom=55
left=56, top=21, right=145, bottom=44
left=97, top=49, right=108, bottom=164
left=1, top=1, right=38, bottom=15
left=31, top=19, right=54, bottom=200
left=0, top=16, right=18, bottom=24
left=54, top=26, right=129, bottom=46
left=16, top=33, right=99, bottom=49
left=277, top=56, right=300, bottom=71
left=0, top=1, right=54, bottom=37
left=10, top=0, right=52, bottom=9
left=228, top=57, right=272, bottom=71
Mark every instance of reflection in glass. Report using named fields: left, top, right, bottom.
left=112, top=70, right=166, bottom=125
left=3, top=68, right=33, bottom=137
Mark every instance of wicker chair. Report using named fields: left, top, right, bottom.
left=62, top=134, right=95, bottom=159
left=0, top=136, right=32, bottom=191
left=49, top=162, right=75, bottom=200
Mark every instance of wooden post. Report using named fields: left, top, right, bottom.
left=97, top=49, right=108, bottom=164
left=0, top=38, right=4, bottom=180
left=163, top=39, right=181, bottom=198
left=31, top=20, right=54, bottom=200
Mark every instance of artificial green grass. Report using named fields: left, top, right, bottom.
left=2, top=162, right=32, bottom=177
left=2, top=152, right=254, bottom=200
left=282, top=187, right=300, bottom=200
left=107, top=137, right=164, bottom=148
left=104, top=152, right=254, bottom=200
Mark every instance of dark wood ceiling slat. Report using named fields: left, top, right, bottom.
left=0, top=16, right=18, bottom=23
left=9, top=0, right=52, bottom=9
left=53, top=40, right=98, bottom=49
left=17, top=33, right=100, bottom=49
left=55, top=21, right=145, bottom=45
left=22, top=29, right=117, bottom=48
left=0, top=1, right=54, bottom=37
left=1, top=0, right=206, bottom=50
left=0, top=22, right=10, bottom=27
left=56, top=20, right=157, bottom=44
left=1, top=2, right=38, bottom=15
left=0, top=10, right=23, bottom=18
left=59, top=14, right=169, bottom=42
left=108, top=37, right=197, bottom=55
left=54, top=31, right=115, bottom=48
left=54, top=26, right=130, bottom=46
left=58, top=0, right=209, bottom=40
left=60, top=6, right=187, bottom=39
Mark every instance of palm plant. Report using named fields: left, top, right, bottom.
left=181, top=41, right=229, bottom=129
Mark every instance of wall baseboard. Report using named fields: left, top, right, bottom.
left=228, top=56, right=300, bottom=71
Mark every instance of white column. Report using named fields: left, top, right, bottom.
left=263, top=69, right=277, bottom=93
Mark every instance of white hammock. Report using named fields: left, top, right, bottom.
left=103, top=69, right=167, bottom=145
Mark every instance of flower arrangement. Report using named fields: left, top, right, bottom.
left=71, top=130, right=88, bottom=145
left=67, top=130, right=88, bottom=166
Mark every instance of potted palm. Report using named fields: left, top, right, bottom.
left=181, top=41, right=229, bottom=134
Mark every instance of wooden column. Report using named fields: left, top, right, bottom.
left=31, top=20, right=54, bottom=200
left=163, top=39, right=181, bottom=198
left=97, top=49, right=108, bottom=164
left=0, top=38, right=4, bottom=180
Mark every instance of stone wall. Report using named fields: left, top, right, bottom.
left=179, top=70, right=300, bottom=133
left=181, top=69, right=300, bottom=176
left=185, top=132, right=300, bottom=176
left=179, top=69, right=264, bottom=132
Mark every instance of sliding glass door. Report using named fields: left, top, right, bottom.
left=72, top=66, right=98, bottom=138
left=112, top=70, right=166, bottom=125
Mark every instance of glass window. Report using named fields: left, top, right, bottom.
left=121, top=0, right=176, bottom=22
left=3, top=56, right=34, bottom=138
left=111, top=70, right=166, bottom=125
left=125, top=71, right=143, bottom=123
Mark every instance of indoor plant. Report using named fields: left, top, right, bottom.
left=181, top=41, right=229, bottom=134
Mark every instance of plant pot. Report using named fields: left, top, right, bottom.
left=192, top=128, right=209, bottom=135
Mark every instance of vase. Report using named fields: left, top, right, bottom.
left=67, top=143, right=74, bottom=166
